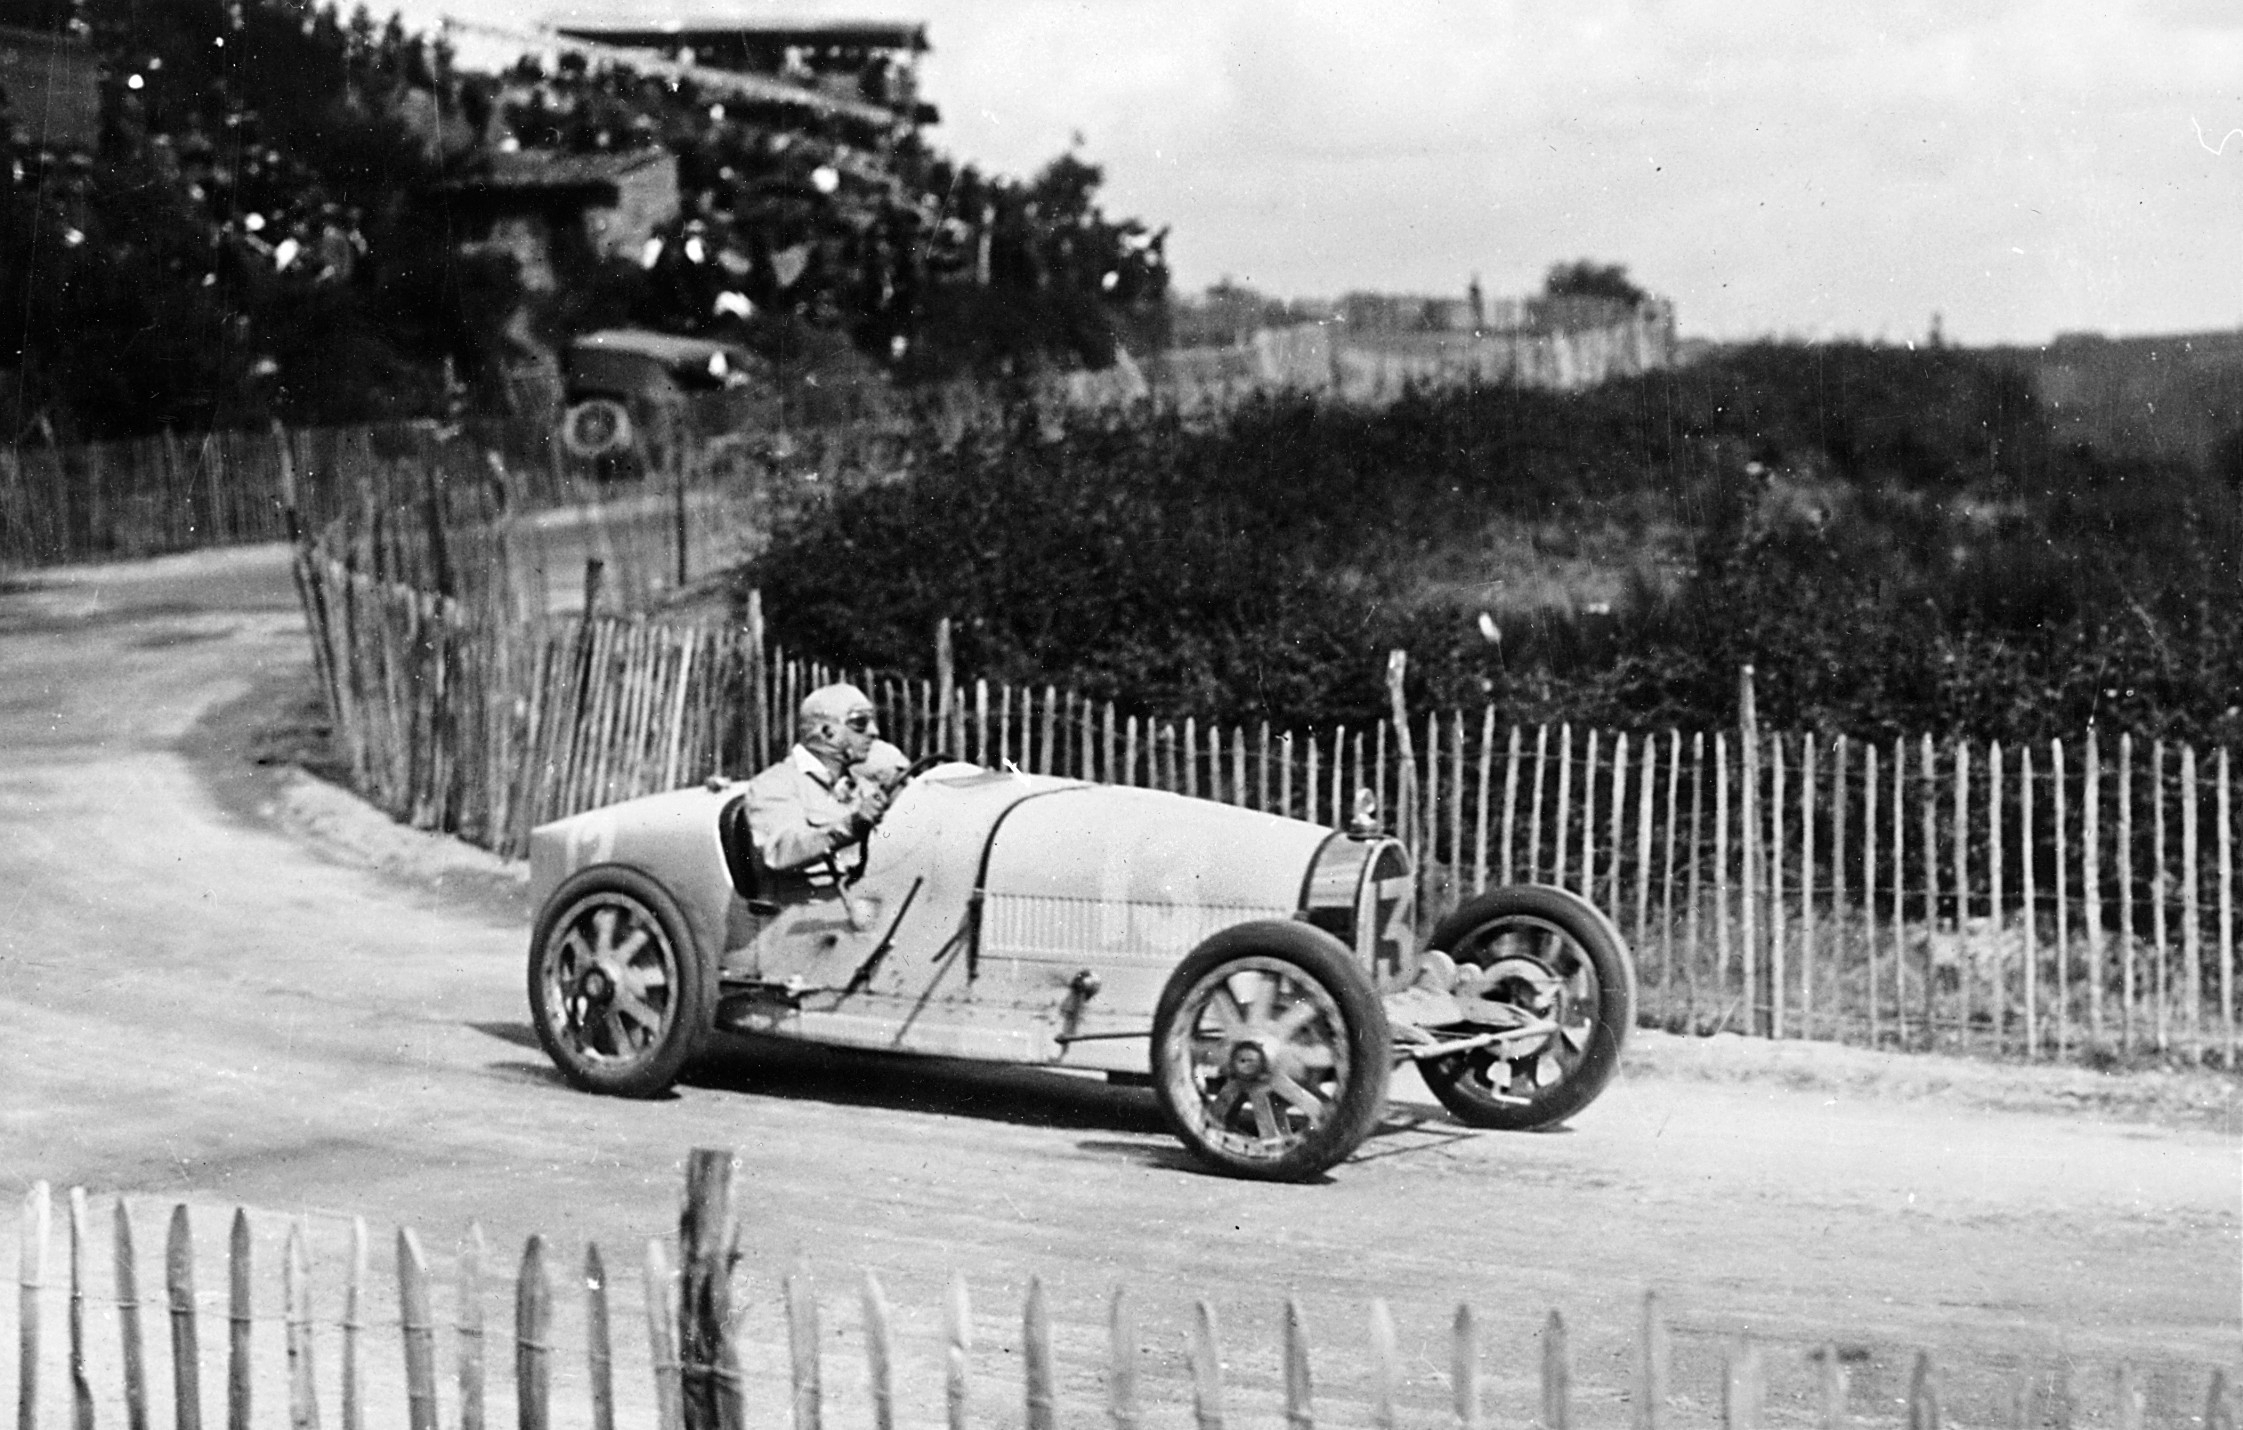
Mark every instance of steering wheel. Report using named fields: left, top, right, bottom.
left=901, top=751, right=959, bottom=783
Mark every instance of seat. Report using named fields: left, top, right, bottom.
left=717, top=793, right=779, bottom=916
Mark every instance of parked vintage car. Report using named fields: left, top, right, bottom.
left=526, top=761, right=1635, bottom=1180
left=558, top=328, right=760, bottom=464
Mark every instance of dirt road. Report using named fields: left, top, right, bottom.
left=1, top=547, right=2234, bottom=1430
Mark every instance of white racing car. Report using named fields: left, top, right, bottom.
left=527, top=760, right=1635, bottom=1180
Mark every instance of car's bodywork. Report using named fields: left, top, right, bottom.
left=527, top=762, right=1634, bottom=1178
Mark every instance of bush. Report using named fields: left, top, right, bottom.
left=747, top=344, right=2243, bottom=744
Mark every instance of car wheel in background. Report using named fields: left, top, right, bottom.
left=1418, top=885, right=1636, bottom=1130
left=560, top=398, right=634, bottom=459
left=1152, top=920, right=1391, bottom=1181
left=528, top=866, right=712, bottom=1098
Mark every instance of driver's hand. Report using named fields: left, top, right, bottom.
left=846, top=783, right=893, bottom=839
left=853, top=739, right=911, bottom=793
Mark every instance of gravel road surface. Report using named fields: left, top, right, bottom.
left=1, top=545, right=2234, bottom=1430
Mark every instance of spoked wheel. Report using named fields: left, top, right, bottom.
left=1418, top=886, right=1635, bottom=1130
left=1152, top=921, right=1390, bottom=1181
left=528, top=867, right=712, bottom=1098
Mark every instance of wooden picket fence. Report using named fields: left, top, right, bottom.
left=16, top=1157, right=2235, bottom=1430
left=0, top=400, right=948, bottom=570
left=294, top=509, right=2243, bottom=1070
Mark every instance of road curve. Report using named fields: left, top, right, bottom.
left=1, top=546, right=2234, bottom=1430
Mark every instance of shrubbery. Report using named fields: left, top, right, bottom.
left=746, top=343, right=2243, bottom=744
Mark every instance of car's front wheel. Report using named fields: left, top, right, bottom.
left=1152, top=921, right=1391, bottom=1181
left=528, top=867, right=711, bottom=1098
left=1417, top=885, right=1635, bottom=1130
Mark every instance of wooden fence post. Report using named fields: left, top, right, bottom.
left=2184, top=744, right=2203, bottom=1055
left=2153, top=741, right=2171, bottom=1053
left=586, top=1246, right=616, bottom=1430
left=1685, top=733, right=1704, bottom=1020
left=1529, top=725, right=1550, bottom=882
left=1893, top=739, right=1909, bottom=1044
left=1109, top=1287, right=1142, bottom=1430
left=2205, top=1369, right=2234, bottom=1430
left=2022, top=745, right=2038, bottom=1056
left=935, top=619, right=955, bottom=755
left=1953, top=742, right=1970, bottom=1044
left=1801, top=735, right=1818, bottom=1039
left=679, top=1150, right=745, bottom=1430
left=1816, top=1344, right=1847, bottom=1430
left=2054, top=740, right=2071, bottom=1059
left=1024, top=1279, right=1056, bottom=1430
left=67, top=1190, right=91, bottom=1430
left=1715, top=734, right=1732, bottom=1013
left=1770, top=734, right=1786, bottom=1039
left=168, top=1204, right=202, bottom=1430
left=2119, top=734, right=2136, bottom=1054
left=744, top=592, right=768, bottom=771
left=2222, top=748, right=2236, bottom=1069
left=1920, top=736, right=1939, bottom=1042
left=2085, top=729, right=2103, bottom=1047
left=1634, top=735, right=1655, bottom=972
left=21, top=1182, right=50, bottom=1430
left=1581, top=731, right=1598, bottom=898
left=1554, top=725, right=1575, bottom=893
left=1908, top=1352, right=1940, bottom=1430
left=863, top=1275, right=896, bottom=1430
left=644, top=1241, right=683, bottom=1430
left=1829, top=736, right=1846, bottom=1046
left=116, top=1200, right=149, bottom=1430
left=284, top=1224, right=317, bottom=1430
left=1540, top=1310, right=1570, bottom=1430
left=399, top=1229, right=440, bottom=1430
left=2115, top=1363, right=2144, bottom=1430
left=229, top=1210, right=253, bottom=1430
left=1474, top=710, right=1496, bottom=894
left=1739, top=666, right=1761, bottom=1036
left=944, top=1274, right=971, bottom=1430
left=1444, top=1308, right=1480, bottom=1430
left=342, top=1219, right=367, bottom=1430
left=1634, top=1292, right=1667, bottom=1430
left=515, top=1238, right=552, bottom=1430
left=1368, top=1301, right=1400, bottom=1430
left=975, top=680, right=990, bottom=767
left=1609, top=733, right=1629, bottom=915
left=1864, top=743, right=1881, bottom=1044
left=1725, top=1342, right=1763, bottom=1430
left=1188, top=1302, right=1225, bottom=1430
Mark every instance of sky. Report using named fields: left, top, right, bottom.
left=398, top=0, right=2243, bottom=346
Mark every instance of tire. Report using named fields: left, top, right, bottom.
left=1152, top=920, right=1391, bottom=1181
left=528, top=866, right=713, bottom=1098
left=1418, top=885, right=1635, bottom=1130
left=560, top=398, right=634, bottom=459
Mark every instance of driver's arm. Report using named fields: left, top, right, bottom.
left=742, top=768, right=870, bottom=872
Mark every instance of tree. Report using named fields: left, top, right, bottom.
left=1542, top=260, right=1646, bottom=306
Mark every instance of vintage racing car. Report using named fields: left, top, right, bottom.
left=526, top=761, right=1635, bottom=1180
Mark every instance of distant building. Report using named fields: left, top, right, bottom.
left=0, top=11, right=99, bottom=152
left=439, top=148, right=680, bottom=291
left=1341, top=287, right=1665, bottom=339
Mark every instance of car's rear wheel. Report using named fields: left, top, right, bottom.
left=1152, top=921, right=1390, bottom=1181
left=528, top=867, right=711, bottom=1097
left=1418, top=886, right=1635, bottom=1130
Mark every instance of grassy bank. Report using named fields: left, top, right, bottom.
left=744, top=342, right=2243, bottom=743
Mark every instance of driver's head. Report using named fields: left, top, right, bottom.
left=799, top=683, right=877, bottom=766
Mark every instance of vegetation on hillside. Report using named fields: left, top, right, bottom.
left=746, top=342, right=2243, bottom=744
left=0, top=0, right=1167, bottom=440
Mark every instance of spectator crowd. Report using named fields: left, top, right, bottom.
left=0, top=0, right=1170, bottom=442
